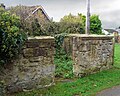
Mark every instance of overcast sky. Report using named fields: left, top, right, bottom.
left=0, top=0, right=120, bottom=28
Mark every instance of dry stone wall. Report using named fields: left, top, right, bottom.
left=0, top=34, right=114, bottom=94
left=64, top=34, right=114, bottom=77
left=0, top=36, right=55, bottom=93
left=118, top=36, right=120, bottom=43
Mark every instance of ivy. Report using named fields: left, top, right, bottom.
left=54, top=33, right=67, bottom=50
left=0, top=9, right=26, bottom=65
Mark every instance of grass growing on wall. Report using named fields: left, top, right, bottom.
left=14, top=44, right=120, bottom=96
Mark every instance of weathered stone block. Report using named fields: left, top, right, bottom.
left=0, top=81, right=5, bottom=96
left=23, top=48, right=34, bottom=57
left=29, top=56, right=43, bottom=63
left=26, top=42, right=39, bottom=48
left=33, top=48, right=47, bottom=57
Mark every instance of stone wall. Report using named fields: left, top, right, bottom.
left=0, top=36, right=55, bottom=93
left=118, top=36, right=120, bottom=43
left=63, top=36, right=73, bottom=54
left=64, top=34, right=114, bottom=77
left=0, top=81, right=5, bottom=96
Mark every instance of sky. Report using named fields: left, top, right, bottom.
left=0, top=0, right=120, bottom=29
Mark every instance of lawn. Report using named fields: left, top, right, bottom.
left=114, top=44, right=120, bottom=68
left=14, top=44, right=120, bottom=96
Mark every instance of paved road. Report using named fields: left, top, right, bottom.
left=97, top=85, right=120, bottom=96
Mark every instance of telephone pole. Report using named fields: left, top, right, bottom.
left=86, top=0, right=90, bottom=34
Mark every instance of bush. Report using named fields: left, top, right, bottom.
left=55, top=49, right=73, bottom=79
left=59, top=22, right=85, bottom=34
left=54, top=33, right=73, bottom=79
left=0, top=9, right=26, bottom=65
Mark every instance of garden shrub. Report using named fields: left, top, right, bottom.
left=54, top=50, right=73, bottom=79
left=58, top=22, right=85, bottom=34
left=0, top=9, right=26, bottom=65
left=54, top=33, right=73, bottom=79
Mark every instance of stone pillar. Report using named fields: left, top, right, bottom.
left=68, top=34, right=114, bottom=77
left=118, top=36, right=120, bottom=43
left=0, top=36, right=55, bottom=93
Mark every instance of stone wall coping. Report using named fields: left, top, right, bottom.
left=28, top=36, right=54, bottom=40
left=68, top=34, right=114, bottom=38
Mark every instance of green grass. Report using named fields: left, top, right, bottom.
left=114, top=44, right=120, bottom=68
left=14, top=44, right=120, bottom=96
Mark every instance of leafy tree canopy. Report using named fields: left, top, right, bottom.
left=90, top=15, right=102, bottom=34
left=60, top=13, right=85, bottom=24
left=60, top=13, right=102, bottom=34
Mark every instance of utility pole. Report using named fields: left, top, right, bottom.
left=86, top=0, right=90, bottom=34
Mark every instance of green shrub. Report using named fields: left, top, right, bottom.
left=54, top=49, right=73, bottom=79
left=0, top=9, right=26, bottom=65
left=59, top=22, right=85, bottom=34
left=54, top=33, right=73, bottom=79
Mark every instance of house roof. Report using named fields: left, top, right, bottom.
left=25, top=5, right=50, bottom=21
left=104, top=29, right=118, bottom=33
left=8, top=5, right=50, bottom=21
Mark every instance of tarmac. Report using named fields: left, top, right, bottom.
left=97, top=85, right=120, bottom=96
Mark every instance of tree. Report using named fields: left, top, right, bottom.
left=58, top=22, right=85, bottom=34
left=60, top=13, right=85, bottom=24
left=90, top=15, right=102, bottom=34
left=60, top=13, right=102, bottom=34
left=60, top=13, right=85, bottom=34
